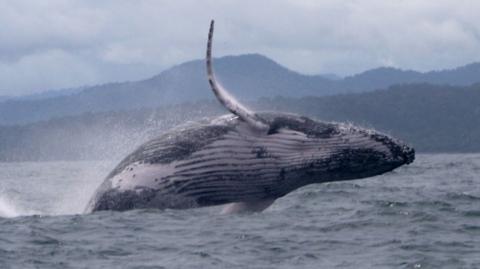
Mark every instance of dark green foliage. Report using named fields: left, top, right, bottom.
left=0, top=83, right=479, bottom=161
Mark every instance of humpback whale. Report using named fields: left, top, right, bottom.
left=86, top=20, right=414, bottom=213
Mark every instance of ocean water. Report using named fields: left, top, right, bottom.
left=0, top=154, right=479, bottom=268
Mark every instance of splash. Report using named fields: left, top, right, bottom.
left=0, top=195, right=38, bottom=218
left=0, top=196, right=18, bottom=217
left=0, top=161, right=113, bottom=218
left=0, top=110, right=201, bottom=218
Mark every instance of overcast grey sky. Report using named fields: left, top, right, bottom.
left=1, top=0, right=479, bottom=96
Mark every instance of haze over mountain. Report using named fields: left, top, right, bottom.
left=1, top=54, right=480, bottom=125
left=4, top=87, right=85, bottom=102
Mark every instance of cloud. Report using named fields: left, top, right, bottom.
left=0, top=0, right=479, bottom=95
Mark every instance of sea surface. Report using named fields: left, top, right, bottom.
left=0, top=154, right=479, bottom=268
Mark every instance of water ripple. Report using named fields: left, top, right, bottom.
left=0, top=154, right=479, bottom=268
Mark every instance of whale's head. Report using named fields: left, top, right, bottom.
left=207, top=20, right=414, bottom=190
left=255, top=112, right=415, bottom=185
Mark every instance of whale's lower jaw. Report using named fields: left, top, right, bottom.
left=88, top=167, right=396, bottom=213
left=89, top=185, right=281, bottom=212
left=91, top=187, right=277, bottom=213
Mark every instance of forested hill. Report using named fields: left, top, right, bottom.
left=258, top=83, right=480, bottom=153
left=0, top=83, right=479, bottom=161
left=1, top=54, right=480, bottom=125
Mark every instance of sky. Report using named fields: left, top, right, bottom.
left=1, top=0, right=479, bottom=96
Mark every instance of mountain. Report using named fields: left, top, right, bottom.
left=1, top=54, right=480, bottom=125
left=0, top=54, right=332, bottom=125
left=1, top=83, right=480, bottom=161
left=342, top=63, right=480, bottom=91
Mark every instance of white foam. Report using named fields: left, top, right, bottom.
left=0, top=196, right=18, bottom=218
left=0, top=196, right=38, bottom=218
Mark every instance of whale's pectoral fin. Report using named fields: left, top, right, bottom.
left=220, top=198, right=276, bottom=214
left=206, top=20, right=269, bottom=132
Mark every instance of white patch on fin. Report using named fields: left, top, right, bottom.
left=206, top=20, right=269, bottom=132
left=220, top=198, right=275, bottom=214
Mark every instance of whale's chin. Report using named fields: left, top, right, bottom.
left=319, top=147, right=414, bottom=182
